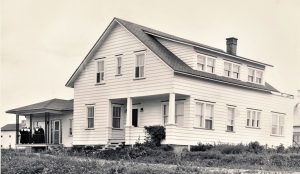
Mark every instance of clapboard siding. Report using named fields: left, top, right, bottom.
left=170, top=75, right=294, bottom=146
left=73, top=23, right=173, bottom=145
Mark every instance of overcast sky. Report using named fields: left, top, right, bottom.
left=1, top=0, right=300, bottom=126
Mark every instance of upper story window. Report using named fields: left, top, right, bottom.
left=224, top=62, right=240, bottom=79
left=87, top=106, right=94, bottom=128
left=194, top=102, right=214, bottom=129
left=246, top=109, right=261, bottom=128
left=206, top=58, right=215, bottom=73
left=116, top=57, right=122, bottom=75
left=135, top=53, right=145, bottom=78
left=96, top=60, right=105, bottom=83
left=271, top=112, right=285, bottom=136
left=248, top=68, right=263, bottom=84
left=196, top=54, right=215, bottom=74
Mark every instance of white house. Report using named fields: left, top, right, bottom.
left=6, top=18, right=295, bottom=148
left=1, top=124, right=22, bottom=149
left=65, top=18, right=294, bottom=147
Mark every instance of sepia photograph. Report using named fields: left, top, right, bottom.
left=1, top=0, right=300, bottom=173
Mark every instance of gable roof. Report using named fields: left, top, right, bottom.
left=6, top=98, right=73, bottom=115
left=1, top=124, right=21, bottom=131
left=65, top=18, right=278, bottom=93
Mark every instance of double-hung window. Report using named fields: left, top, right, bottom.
left=206, top=58, right=215, bottom=73
left=116, top=57, right=122, bottom=75
left=248, top=68, right=263, bottom=84
left=197, top=55, right=206, bottom=71
left=87, top=106, right=94, bottom=128
left=271, top=112, right=285, bottom=136
left=96, top=60, right=105, bottom=83
left=162, top=103, right=169, bottom=125
left=224, top=62, right=240, bottom=79
left=246, top=109, right=261, bottom=128
left=227, top=107, right=235, bottom=132
left=175, top=103, right=184, bottom=127
left=112, top=106, right=121, bottom=128
left=135, top=53, right=145, bottom=78
left=196, top=54, right=215, bottom=74
left=224, top=62, right=232, bottom=77
left=248, top=68, right=255, bottom=82
left=256, top=70, right=263, bottom=84
left=194, top=102, right=214, bottom=129
left=232, top=64, right=240, bottom=79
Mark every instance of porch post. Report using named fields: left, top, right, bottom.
left=29, top=114, right=32, bottom=143
left=168, top=93, right=176, bottom=125
left=44, top=112, right=48, bottom=144
left=16, top=114, right=19, bottom=145
left=126, top=97, right=132, bottom=126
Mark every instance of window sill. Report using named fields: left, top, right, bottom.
left=115, top=74, right=122, bottom=77
left=85, top=128, right=95, bottom=130
left=225, top=130, right=236, bottom=133
left=133, top=77, right=146, bottom=80
left=193, top=127, right=214, bottom=131
left=112, top=128, right=124, bottom=130
left=270, top=134, right=284, bottom=137
left=95, top=82, right=106, bottom=86
left=245, top=126, right=261, bottom=129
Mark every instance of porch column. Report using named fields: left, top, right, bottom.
left=168, top=93, right=176, bottom=125
left=126, top=97, right=132, bottom=126
left=29, top=114, right=32, bottom=143
left=45, top=112, right=49, bottom=144
left=16, top=114, right=19, bottom=145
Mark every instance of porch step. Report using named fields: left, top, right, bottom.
left=103, top=140, right=125, bottom=150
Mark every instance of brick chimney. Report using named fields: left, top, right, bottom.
left=226, top=37, right=238, bottom=55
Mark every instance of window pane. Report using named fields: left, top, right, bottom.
left=233, top=64, right=240, bottom=72
left=139, top=66, right=144, bottom=77
left=205, top=120, right=212, bottom=129
left=98, top=61, right=104, bottom=72
left=197, top=55, right=205, bottom=64
left=207, top=58, right=214, bottom=66
left=88, top=107, right=94, bottom=118
left=206, top=104, right=213, bottom=119
left=113, top=118, right=120, bottom=128
left=224, top=62, right=231, bottom=70
left=88, top=118, right=94, bottom=128
left=175, top=103, right=184, bottom=115
left=248, top=69, right=254, bottom=76
left=194, top=115, right=200, bottom=127
left=136, top=54, right=145, bottom=66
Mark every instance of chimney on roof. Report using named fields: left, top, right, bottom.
left=226, top=37, right=238, bottom=55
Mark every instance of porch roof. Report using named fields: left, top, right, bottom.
left=6, top=98, right=73, bottom=115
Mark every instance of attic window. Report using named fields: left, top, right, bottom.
left=196, top=54, right=215, bottom=74
left=248, top=68, right=263, bottom=84
left=135, top=53, right=145, bottom=78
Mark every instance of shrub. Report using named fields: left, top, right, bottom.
left=216, top=143, right=246, bottom=154
left=190, top=142, right=214, bottom=152
left=276, top=144, right=285, bottom=153
left=144, top=125, right=166, bottom=146
left=248, top=141, right=264, bottom=154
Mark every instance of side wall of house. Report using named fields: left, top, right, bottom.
left=1, top=131, right=16, bottom=149
left=73, top=23, right=173, bottom=145
left=167, top=75, right=294, bottom=147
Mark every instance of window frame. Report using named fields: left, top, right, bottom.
left=175, top=102, right=184, bottom=127
left=116, top=56, right=122, bottom=75
left=271, top=112, right=285, bottom=136
left=248, top=67, right=263, bottom=84
left=194, top=101, right=214, bottom=130
left=246, top=109, right=261, bottom=128
left=196, top=54, right=216, bottom=74
left=87, top=105, right=95, bottom=129
left=226, top=106, right=235, bottom=132
left=112, top=105, right=122, bottom=129
left=162, top=103, right=169, bottom=125
left=134, top=52, right=145, bottom=79
left=224, top=61, right=240, bottom=79
left=96, top=60, right=105, bottom=84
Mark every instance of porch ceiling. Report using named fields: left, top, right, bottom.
left=110, top=93, right=189, bottom=103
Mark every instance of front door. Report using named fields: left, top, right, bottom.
left=52, top=120, right=61, bottom=144
left=132, top=109, right=138, bottom=127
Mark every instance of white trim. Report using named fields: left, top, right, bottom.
left=96, top=60, right=105, bottom=84
left=194, top=101, right=214, bottom=130
left=134, top=51, right=146, bottom=79
left=196, top=53, right=216, bottom=74
left=224, top=61, right=241, bottom=80
left=115, top=56, right=122, bottom=76
left=247, top=67, right=264, bottom=85
left=246, top=109, right=261, bottom=128
left=87, top=105, right=95, bottom=129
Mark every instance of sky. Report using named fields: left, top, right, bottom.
left=1, top=0, right=300, bottom=127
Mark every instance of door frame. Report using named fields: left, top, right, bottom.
left=52, top=120, right=61, bottom=144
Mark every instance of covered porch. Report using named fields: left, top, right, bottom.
left=108, top=93, right=189, bottom=145
left=6, top=98, right=73, bottom=149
